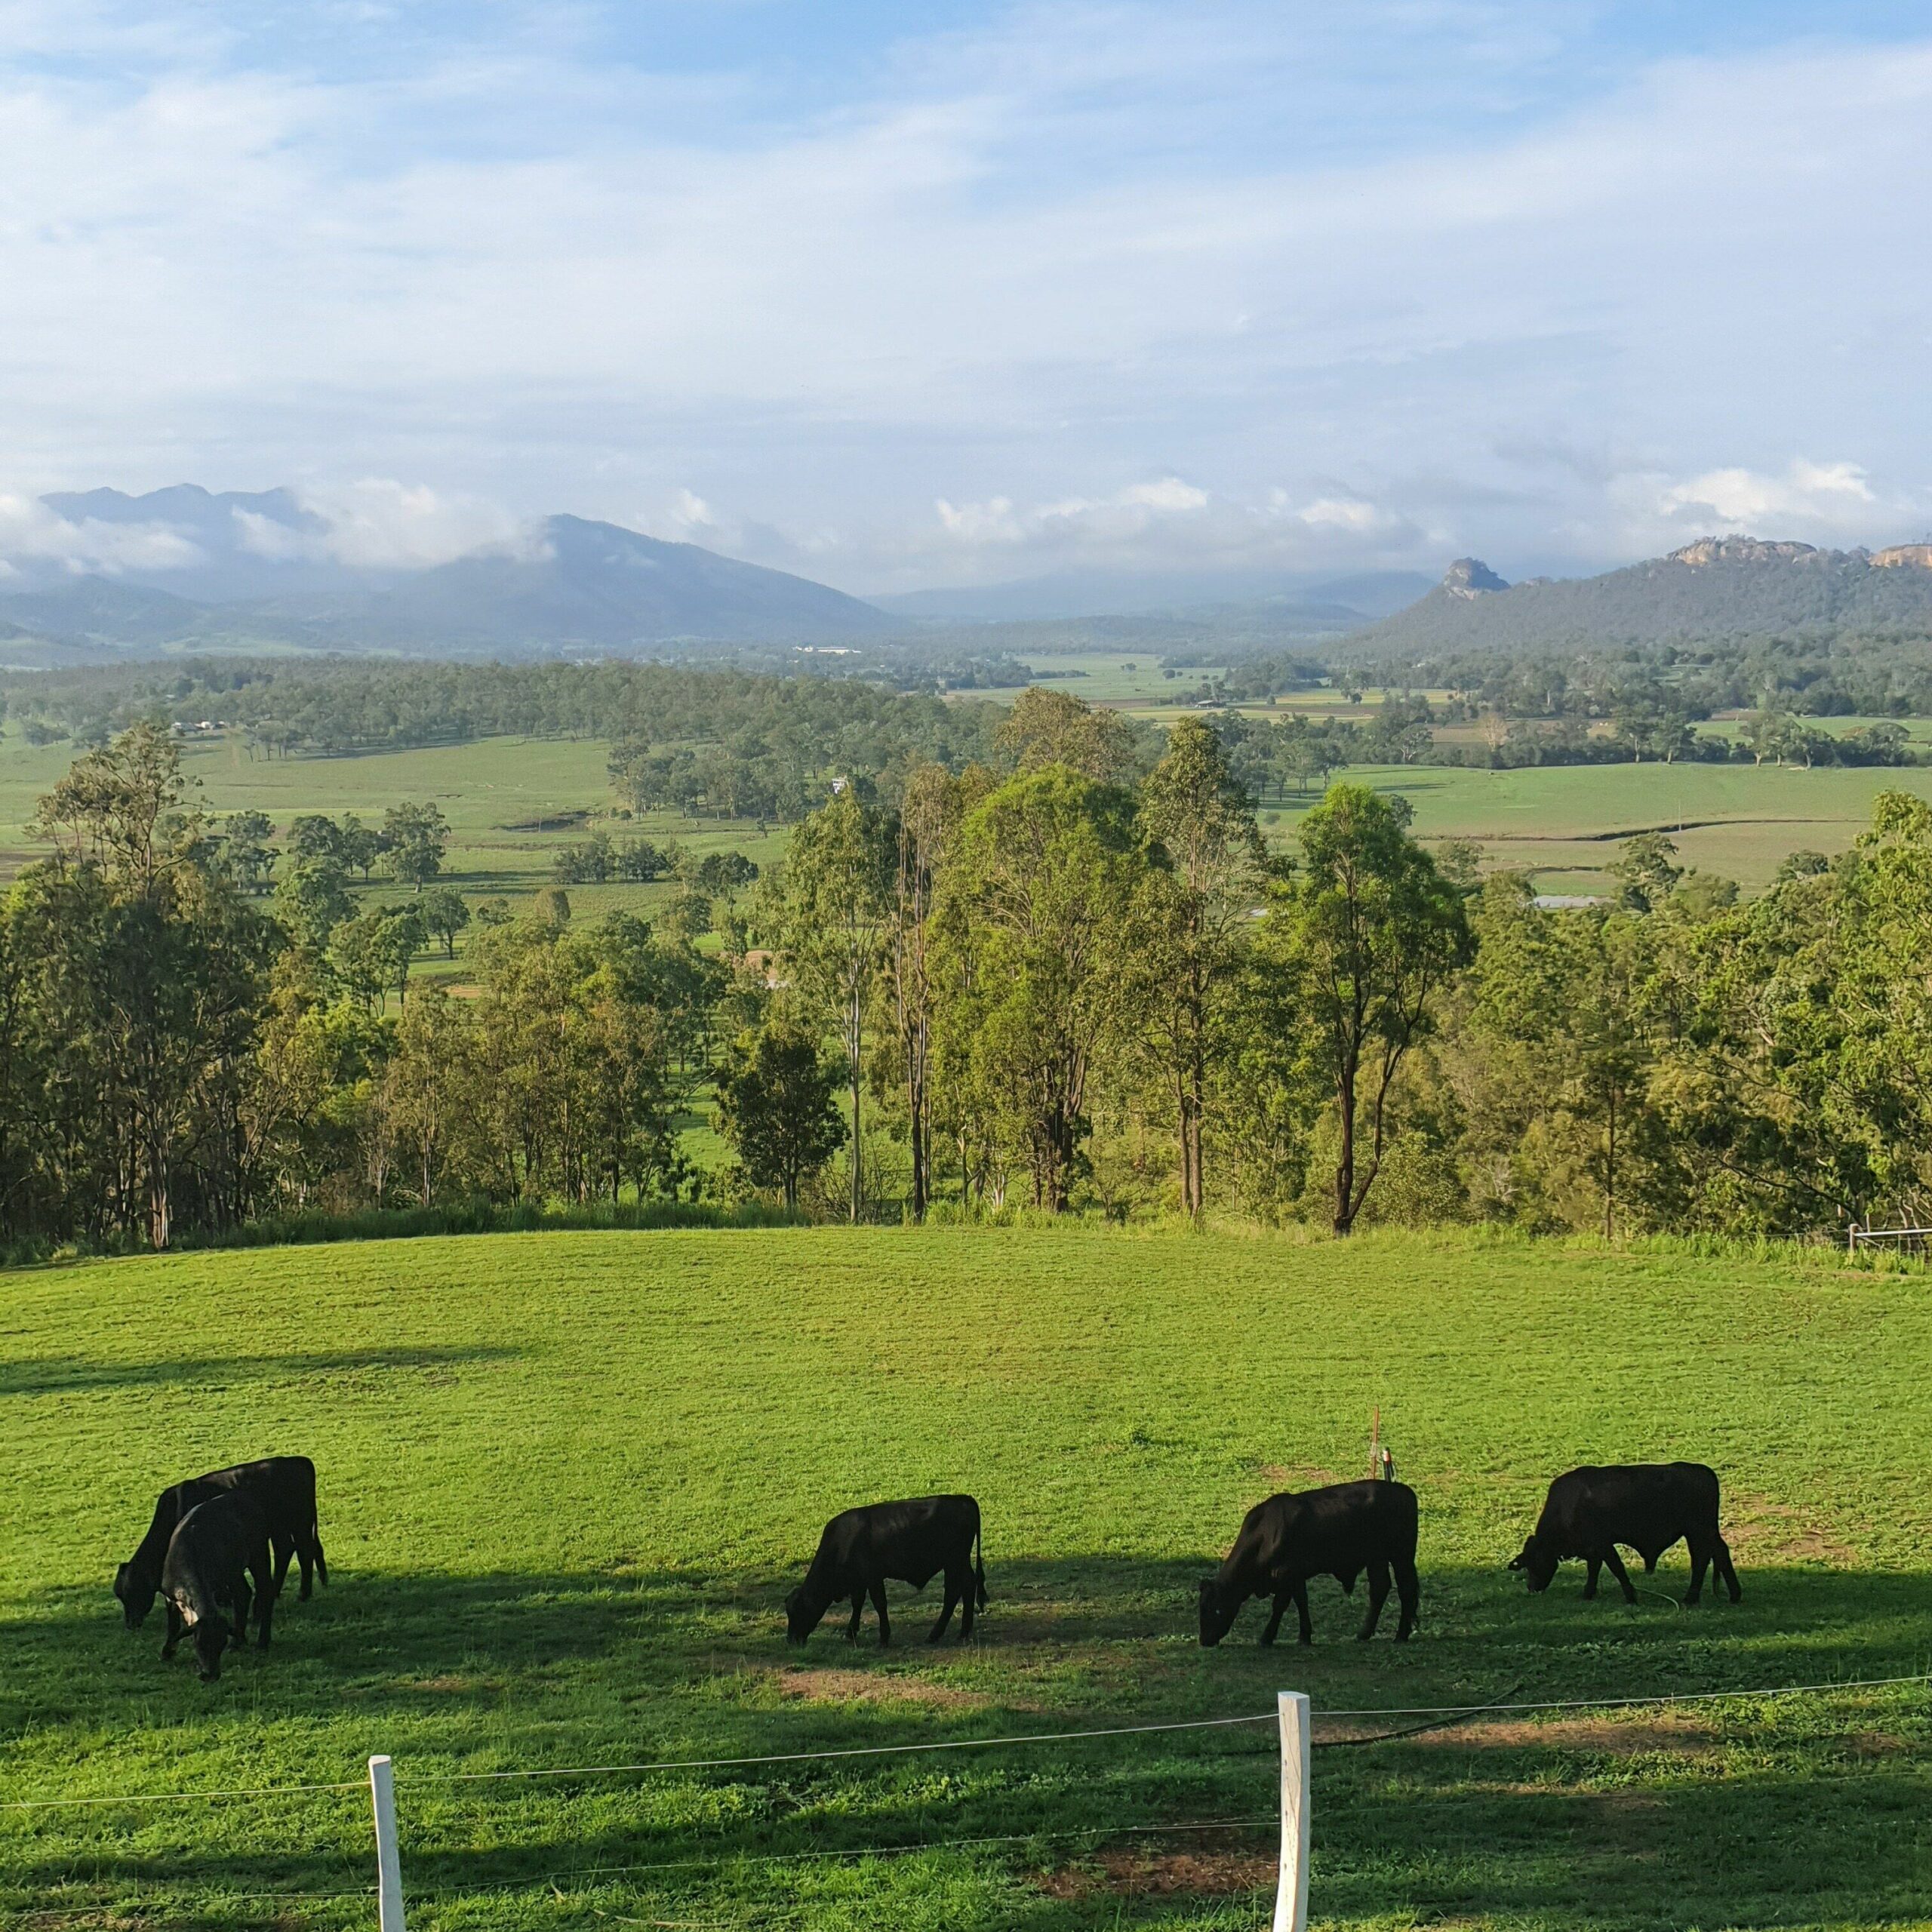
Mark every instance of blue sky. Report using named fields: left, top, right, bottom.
left=2, top=2, right=1929, bottom=592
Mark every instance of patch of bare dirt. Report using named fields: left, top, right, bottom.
left=770, top=1666, right=991, bottom=1711
left=1839, top=1729, right=1907, bottom=1758
left=1250, top=1463, right=1340, bottom=1491
left=1034, top=1844, right=1275, bottom=1900
left=1414, top=1712, right=1719, bottom=1755
left=1727, top=1494, right=1857, bottom=1566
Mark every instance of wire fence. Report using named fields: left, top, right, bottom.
left=5, top=1671, right=1926, bottom=1925
left=10, top=1669, right=1924, bottom=1812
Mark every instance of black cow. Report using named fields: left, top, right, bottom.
left=1199, top=1479, right=1419, bottom=1647
left=1510, top=1462, right=1740, bottom=1604
left=785, top=1495, right=986, bottom=1646
left=159, top=1490, right=276, bottom=1681
left=115, top=1457, right=326, bottom=1629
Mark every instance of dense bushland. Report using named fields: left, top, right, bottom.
left=5, top=684, right=1931, bottom=1255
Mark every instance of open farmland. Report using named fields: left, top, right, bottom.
left=0, top=731, right=784, bottom=957
left=1259, top=759, right=1932, bottom=895
left=3, top=1226, right=1928, bottom=1930
left=8, top=691, right=1932, bottom=912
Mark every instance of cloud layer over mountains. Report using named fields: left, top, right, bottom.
left=1, top=5, right=1930, bottom=593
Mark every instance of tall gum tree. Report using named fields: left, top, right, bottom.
left=1260, top=783, right=1472, bottom=1235
left=934, top=764, right=1143, bottom=1211
left=779, top=788, right=895, bottom=1222
left=1126, top=717, right=1270, bottom=1217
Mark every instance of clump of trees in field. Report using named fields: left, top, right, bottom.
left=7, top=692, right=1932, bottom=1256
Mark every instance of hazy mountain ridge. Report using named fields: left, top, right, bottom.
left=0, top=501, right=900, bottom=657
left=1344, top=537, right=1932, bottom=659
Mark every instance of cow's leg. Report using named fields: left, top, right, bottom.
left=1260, top=1592, right=1288, bottom=1645
left=270, top=1534, right=297, bottom=1602
left=253, top=1562, right=275, bottom=1648
left=1392, top=1555, right=1419, bottom=1641
left=1358, top=1559, right=1391, bottom=1640
left=845, top=1590, right=864, bottom=1642
left=1715, top=1539, right=1741, bottom=1602
left=162, top=1601, right=183, bottom=1660
left=1582, top=1556, right=1601, bottom=1599
left=928, top=1570, right=961, bottom=1644
left=1294, top=1579, right=1314, bottom=1646
left=1599, top=1546, right=1637, bottom=1604
left=232, top=1574, right=252, bottom=1652
left=870, top=1580, right=891, bottom=1647
left=1684, top=1541, right=1710, bottom=1605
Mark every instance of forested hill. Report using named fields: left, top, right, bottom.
left=1343, top=538, right=1932, bottom=659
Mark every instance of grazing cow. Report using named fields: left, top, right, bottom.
left=115, top=1457, right=326, bottom=1629
left=1199, top=1480, right=1420, bottom=1647
left=785, top=1495, right=986, bottom=1647
left=1510, top=1462, right=1740, bottom=1604
left=159, top=1491, right=276, bottom=1681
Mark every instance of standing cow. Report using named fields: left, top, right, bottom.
left=115, top=1456, right=326, bottom=1630
left=159, top=1490, right=276, bottom=1681
left=785, top=1495, right=986, bottom=1646
left=1199, top=1480, right=1420, bottom=1646
left=1509, top=1462, right=1740, bottom=1604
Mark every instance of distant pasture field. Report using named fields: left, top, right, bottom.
left=3, top=1226, right=1928, bottom=1930
left=6, top=703, right=1932, bottom=913
left=1261, top=759, right=1932, bottom=894
left=0, top=731, right=786, bottom=961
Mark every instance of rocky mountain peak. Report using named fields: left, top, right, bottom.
left=1668, top=536, right=1821, bottom=568
left=1441, top=557, right=1509, bottom=599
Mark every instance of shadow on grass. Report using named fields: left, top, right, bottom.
left=3, top=1560, right=1927, bottom=1926
left=0, top=1343, right=519, bottom=1396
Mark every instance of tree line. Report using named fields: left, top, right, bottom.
left=5, top=691, right=1932, bottom=1256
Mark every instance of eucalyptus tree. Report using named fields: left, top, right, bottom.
left=780, top=788, right=896, bottom=1220
left=1258, top=783, right=1472, bottom=1235
left=1126, top=717, right=1270, bottom=1216
left=934, top=765, right=1144, bottom=1211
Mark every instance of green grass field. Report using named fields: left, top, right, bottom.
left=6, top=694, right=1932, bottom=915
left=1259, top=761, right=1932, bottom=894
left=0, top=731, right=785, bottom=984
left=4, top=1227, right=1928, bottom=1929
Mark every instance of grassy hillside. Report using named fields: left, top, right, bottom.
left=4, top=1227, right=1928, bottom=1929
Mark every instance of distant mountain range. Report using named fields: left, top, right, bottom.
left=12, top=485, right=1927, bottom=672
left=0, top=488, right=900, bottom=664
left=1343, top=537, right=1932, bottom=660
left=872, top=566, right=1432, bottom=624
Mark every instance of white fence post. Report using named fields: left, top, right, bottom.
left=368, top=1754, right=406, bottom=1931
left=1272, top=1690, right=1310, bottom=1932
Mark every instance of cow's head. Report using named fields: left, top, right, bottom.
left=1197, top=1577, right=1239, bottom=1648
left=114, top=1562, right=157, bottom=1629
left=784, top=1583, right=824, bottom=1646
left=1508, top=1534, right=1558, bottom=1592
left=192, top=1615, right=232, bottom=1683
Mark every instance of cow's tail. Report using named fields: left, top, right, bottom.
left=974, top=1515, right=987, bottom=1609
left=312, top=1500, right=328, bottom=1587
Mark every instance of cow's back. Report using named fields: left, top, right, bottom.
left=1229, top=1480, right=1416, bottom=1584
left=200, top=1456, right=316, bottom=1527
left=1541, top=1463, right=1719, bottom=1547
left=817, top=1494, right=976, bottom=1584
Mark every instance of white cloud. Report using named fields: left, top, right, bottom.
left=290, top=481, right=531, bottom=571
left=1600, top=457, right=1927, bottom=557
left=1652, top=460, right=1876, bottom=531
left=0, top=10, right=1927, bottom=586
left=0, top=493, right=207, bottom=574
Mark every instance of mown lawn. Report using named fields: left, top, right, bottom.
left=3, top=1227, right=1929, bottom=1930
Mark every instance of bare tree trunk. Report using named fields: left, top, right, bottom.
left=1332, top=1049, right=1358, bottom=1235
left=848, top=984, right=862, bottom=1224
